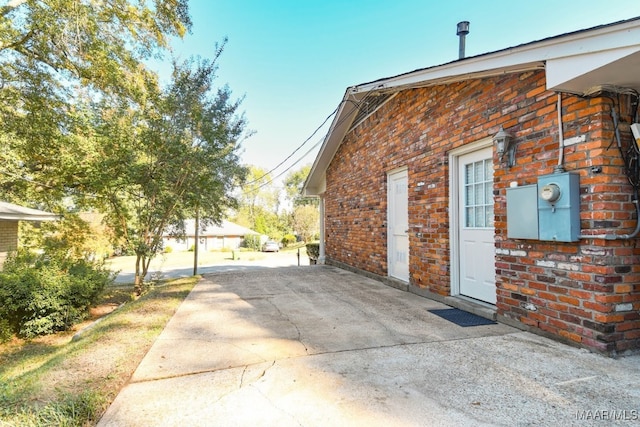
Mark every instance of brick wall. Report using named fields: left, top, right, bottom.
left=0, top=220, right=19, bottom=268
left=324, top=70, right=640, bottom=355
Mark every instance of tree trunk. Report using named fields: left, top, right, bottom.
left=133, top=253, right=149, bottom=295
left=193, top=206, right=199, bottom=276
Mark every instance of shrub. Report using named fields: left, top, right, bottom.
left=281, top=234, right=296, bottom=247
left=0, top=318, right=12, bottom=343
left=243, top=234, right=261, bottom=251
left=0, top=251, right=115, bottom=339
left=163, top=246, right=173, bottom=254
left=306, top=242, right=320, bottom=260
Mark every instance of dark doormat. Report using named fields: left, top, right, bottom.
left=428, top=308, right=497, bottom=327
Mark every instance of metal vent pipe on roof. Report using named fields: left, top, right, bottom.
left=457, top=21, right=470, bottom=59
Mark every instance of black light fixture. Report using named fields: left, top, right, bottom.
left=493, top=126, right=515, bottom=167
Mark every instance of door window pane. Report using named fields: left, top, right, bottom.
left=466, top=207, right=475, bottom=227
left=464, top=159, right=494, bottom=228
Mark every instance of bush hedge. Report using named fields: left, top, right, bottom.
left=281, top=234, right=296, bottom=247
left=0, top=251, right=115, bottom=340
left=243, top=234, right=262, bottom=251
left=305, top=242, right=319, bottom=261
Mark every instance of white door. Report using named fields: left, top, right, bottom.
left=388, top=169, right=409, bottom=281
left=458, top=148, right=496, bottom=304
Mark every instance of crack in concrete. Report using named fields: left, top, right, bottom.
left=250, top=379, right=304, bottom=427
left=239, top=365, right=248, bottom=388
left=330, top=292, right=413, bottom=340
left=129, top=332, right=523, bottom=388
left=263, top=297, right=310, bottom=355
left=239, top=360, right=275, bottom=389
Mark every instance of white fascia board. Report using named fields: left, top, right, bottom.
left=304, top=89, right=363, bottom=195
left=0, top=214, right=58, bottom=221
left=353, top=19, right=640, bottom=95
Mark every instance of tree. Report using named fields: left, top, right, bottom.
left=237, top=166, right=281, bottom=218
left=283, top=164, right=318, bottom=207
left=0, top=0, right=191, bottom=208
left=281, top=164, right=319, bottom=242
left=0, top=0, right=189, bottom=98
left=233, top=166, right=285, bottom=240
left=85, top=55, right=247, bottom=292
left=292, top=204, right=319, bottom=243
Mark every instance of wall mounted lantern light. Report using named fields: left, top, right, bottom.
left=493, top=126, right=515, bottom=167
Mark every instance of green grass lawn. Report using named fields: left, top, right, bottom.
left=0, top=277, right=198, bottom=426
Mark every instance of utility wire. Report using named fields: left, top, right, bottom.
left=242, top=104, right=340, bottom=187
left=241, top=137, right=324, bottom=195
left=241, top=86, right=384, bottom=193
left=2, top=86, right=384, bottom=203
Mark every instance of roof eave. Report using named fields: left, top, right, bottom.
left=0, top=214, right=59, bottom=221
left=303, top=87, right=366, bottom=195
left=302, top=18, right=640, bottom=196
left=0, top=201, right=59, bottom=222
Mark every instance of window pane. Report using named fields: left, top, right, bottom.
left=474, top=161, right=483, bottom=182
left=475, top=206, right=484, bottom=227
left=485, top=183, right=492, bottom=205
left=466, top=207, right=474, bottom=227
left=475, top=183, right=483, bottom=204
left=486, top=205, right=494, bottom=227
left=465, top=164, right=473, bottom=184
left=466, top=184, right=474, bottom=205
left=484, top=159, right=493, bottom=180
left=464, top=157, right=494, bottom=229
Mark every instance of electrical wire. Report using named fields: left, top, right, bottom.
left=240, top=86, right=385, bottom=193
left=602, top=91, right=640, bottom=189
left=241, top=137, right=324, bottom=196
left=578, top=88, right=640, bottom=240
left=241, top=105, right=340, bottom=187
left=2, top=86, right=386, bottom=205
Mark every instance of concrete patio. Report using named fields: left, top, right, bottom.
left=98, top=266, right=640, bottom=426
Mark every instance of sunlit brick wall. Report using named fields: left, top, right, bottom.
left=324, top=70, right=640, bottom=355
left=0, top=220, right=18, bottom=268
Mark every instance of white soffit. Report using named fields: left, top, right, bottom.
left=547, top=48, right=640, bottom=93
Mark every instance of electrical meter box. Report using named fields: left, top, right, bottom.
left=506, top=184, right=539, bottom=239
left=537, top=172, right=580, bottom=242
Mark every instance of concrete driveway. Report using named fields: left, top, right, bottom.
left=98, top=266, right=640, bottom=426
left=112, top=251, right=308, bottom=283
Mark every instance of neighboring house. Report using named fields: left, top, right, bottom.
left=162, top=219, right=263, bottom=252
left=0, top=201, right=58, bottom=268
left=303, top=18, right=640, bottom=356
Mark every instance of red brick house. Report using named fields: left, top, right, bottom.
left=303, top=18, right=640, bottom=356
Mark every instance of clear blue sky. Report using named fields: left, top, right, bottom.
left=163, top=0, right=640, bottom=181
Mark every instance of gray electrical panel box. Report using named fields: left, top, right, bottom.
left=506, top=184, right=539, bottom=239
left=537, top=172, right=580, bottom=242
